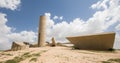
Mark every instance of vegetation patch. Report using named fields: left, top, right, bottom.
left=0, top=50, right=48, bottom=63
left=0, top=52, right=31, bottom=63
left=87, top=49, right=116, bottom=53
left=72, top=46, right=79, bottom=49
left=108, top=48, right=115, bottom=51
left=108, top=58, right=120, bottom=62
left=22, top=52, right=32, bottom=58
left=32, top=53, right=40, bottom=57
left=5, top=54, right=13, bottom=56
left=23, top=52, right=30, bottom=56
left=102, top=58, right=120, bottom=63
left=5, top=59, right=17, bottom=63
left=30, top=58, right=37, bottom=62
left=0, top=53, right=13, bottom=56
left=102, top=61, right=111, bottom=63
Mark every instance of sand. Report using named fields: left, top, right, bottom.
left=0, top=46, right=120, bottom=63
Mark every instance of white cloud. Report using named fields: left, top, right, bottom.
left=60, top=16, right=63, bottom=20
left=7, top=31, right=37, bottom=43
left=44, top=0, right=120, bottom=49
left=90, top=0, right=120, bottom=49
left=53, top=15, right=63, bottom=20
left=0, top=0, right=21, bottom=10
left=45, top=13, right=51, bottom=17
left=53, top=16, right=58, bottom=20
left=114, top=34, right=120, bottom=49
left=0, top=0, right=120, bottom=50
left=0, top=13, right=37, bottom=50
left=0, top=13, right=11, bottom=50
left=115, top=24, right=120, bottom=31
left=91, top=0, right=109, bottom=10
left=0, top=0, right=37, bottom=50
left=0, top=13, right=11, bottom=34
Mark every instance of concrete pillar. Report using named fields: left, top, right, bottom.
left=38, top=16, right=46, bottom=47
left=51, top=37, right=56, bottom=46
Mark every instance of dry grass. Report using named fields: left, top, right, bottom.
left=0, top=52, right=32, bottom=63
left=29, top=58, right=37, bottom=62
left=0, top=50, right=47, bottom=63
left=0, top=52, right=13, bottom=56
left=102, top=58, right=120, bottom=63
left=0, top=47, right=120, bottom=63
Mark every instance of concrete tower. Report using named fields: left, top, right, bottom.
left=38, top=16, right=46, bottom=47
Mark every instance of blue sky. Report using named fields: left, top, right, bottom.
left=1, top=0, right=98, bottom=32
left=0, top=0, right=120, bottom=50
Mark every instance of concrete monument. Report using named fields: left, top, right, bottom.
left=51, top=37, right=56, bottom=46
left=11, top=42, right=29, bottom=51
left=66, top=32, right=115, bottom=50
left=38, top=16, right=46, bottom=47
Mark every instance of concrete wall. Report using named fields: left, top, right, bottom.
left=11, top=42, right=29, bottom=51
left=38, top=16, right=46, bottom=47
left=66, top=32, right=115, bottom=50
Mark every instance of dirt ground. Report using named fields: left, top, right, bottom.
left=0, top=46, right=120, bottom=63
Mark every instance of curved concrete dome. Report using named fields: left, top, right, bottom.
left=66, top=32, right=115, bottom=50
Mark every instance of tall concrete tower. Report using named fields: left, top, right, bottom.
left=38, top=16, right=46, bottom=47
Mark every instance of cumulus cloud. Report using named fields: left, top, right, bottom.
left=114, top=34, right=120, bottom=49
left=0, top=0, right=120, bottom=50
left=0, top=13, right=11, bottom=34
left=0, top=13, right=11, bottom=50
left=45, top=0, right=120, bottom=49
left=90, top=0, right=120, bottom=48
left=7, top=31, right=37, bottom=43
left=53, top=16, right=58, bottom=20
left=53, top=15, right=63, bottom=20
left=0, top=0, right=37, bottom=50
left=60, top=16, right=63, bottom=20
left=115, top=24, right=120, bottom=31
left=91, top=0, right=109, bottom=10
left=0, top=0, right=21, bottom=10
left=0, top=13, right=37, bottom=50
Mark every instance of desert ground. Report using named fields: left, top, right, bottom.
left=0, top=46, right=120, bottom=63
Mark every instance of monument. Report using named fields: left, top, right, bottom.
left=51, top=37, right=56, bottom=46
left=66, top=32, right=116, bottom=50
left=38, top=16, right=46, bottom=47
left=11, top=42, right=29, bottom=51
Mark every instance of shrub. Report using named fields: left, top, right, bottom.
left=5, top=59, right=17, bottom=63
left=30, top=58, right=37, bottom=62
left=108, top=48, right=115, bottom=51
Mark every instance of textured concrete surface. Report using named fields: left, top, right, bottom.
left=11, top=42, right=29, bottom=51
left=66, top=32, right=115, bottom=50
left=38, top=16, right=46, bottom=47
left=51, top=37, right=56, bottom=46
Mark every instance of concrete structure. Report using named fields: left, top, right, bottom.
left=11, top=42, right=29, bottom=51
left=38, top=16, right=46, bottom=47
left=66, top=32, right=115, bottom=50
left=51, top=37, right=56, bottom=46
